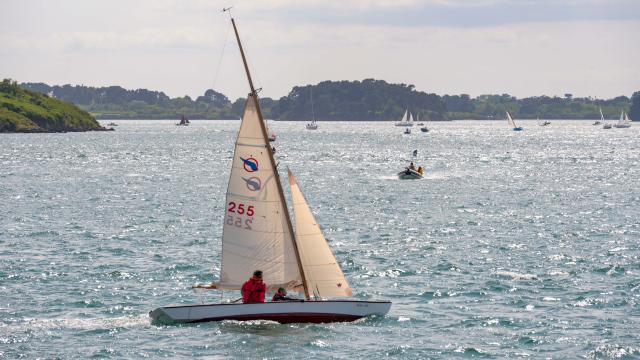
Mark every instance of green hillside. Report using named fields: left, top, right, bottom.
left=0, top=79, right=104, bottom=133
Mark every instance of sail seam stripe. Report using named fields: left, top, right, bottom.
left=224, top=228, right=287, bottom=235
left=224, top=249, right=299, bottom=263
left=236, top=142, right=267, bottom=148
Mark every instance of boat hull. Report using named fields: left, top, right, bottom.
left=512, top=127, right=523, bottom=131
left=397, top=169, right=423, bottom=179
left=150, top=300, right=391, bottom=325
left=613, top=124, right=631, bottom=128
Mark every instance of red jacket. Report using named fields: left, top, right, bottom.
left=241, top=278, right=266, bottom=304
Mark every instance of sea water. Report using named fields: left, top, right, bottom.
left=0, top=120, right=638, bottom=359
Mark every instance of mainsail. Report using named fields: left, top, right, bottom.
left=506, top=111, right=516, bottom=128
left=217, top=96, right=302, bottom=291
left=401, top=110, right=408, bottom=124
left=288, top=170, right=352, bottom=298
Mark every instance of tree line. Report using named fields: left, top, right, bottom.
left=20, top=80, right=638, bottom=121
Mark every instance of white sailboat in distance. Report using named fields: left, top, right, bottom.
left=613, top=110, right=631, bottom=128
left=150, top=15, right=390, bottom=325
left=395, top=109, right=414, bottom=126
left=306, top=88, right=318, bottom=130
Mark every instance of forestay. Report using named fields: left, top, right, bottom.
left=288, top=170, right=353, bottom=298
left=217, top=96, right=302, bottom=291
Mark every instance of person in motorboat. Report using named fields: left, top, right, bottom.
left=417, top=166, right=424, bottom=175
left=409, top=162, right=416, bottom=171
left=272, top=287, right=296, bottom=302
left=241, top=270, right=266, bottom=304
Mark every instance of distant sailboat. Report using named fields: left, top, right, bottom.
left=395, top=109, right=414, bottom=127
left=602, top=108, right=612, bottom=129
left=537, top=117, right=550, bottom=126
left=177, top=115, right=189, bottom=126
left=306, top=88, right=318, bottom=130
left=506, top=111, right=523, bottom=131
left=613, top=110, right=631, bottom=128
left=593, top=108, right=603, bottom=125
left=150, top=15, right=390, bottom=325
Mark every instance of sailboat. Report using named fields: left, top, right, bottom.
left=177, top=115, right=190, bottom=126
left=150, top=16, right=391, bottom=325
left=600, top=107, right=612, bottom=129
left=613, top=110, right=631, bottom=128
left=537, top=117, right=550, bottom=126
left=264, top=120, right=277, bottom=141
left=306, top=88, right=318, bottom=130
left=416, top=113, right=428, bottom=132
left=506, top=111, right=523, bottom=131
left=395, top=109, right=414, bottom=127
left=593, top=107, right=603, bottom=125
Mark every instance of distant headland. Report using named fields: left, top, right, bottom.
left=1, top=79, right=109, bottom=133
left=19, top=80, right=640, bottom=122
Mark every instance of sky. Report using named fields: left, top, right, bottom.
left=1, top=0, right=639, bottom=100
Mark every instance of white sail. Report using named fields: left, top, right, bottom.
left=409, top=112, right=414, bottom=123
left=619, top=110, right=624, bottom=123
left=401, top=110, right=408, bottom=123
left=625, top=112, right=630, bottom=122
left=506, top=111, right=516, bottom=128
left=600, top=107, right=605, bottom=122
left=288, top=170, right=353, bottom=298
left=217, top=96, right=302, bottom=291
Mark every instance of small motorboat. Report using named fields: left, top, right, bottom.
left=107, top=122, right=118, bottom=127
left=397, top=168, right=423, bottom=180
left=269, top=133, right=277, bottom=142
left=593, top=121, right=601, bottom=125
left=403, top=128, right=411, bottom=135
left=420, top=127, right=429, bottom=133
left=306, top=121, right=318, bottom=130
left=603, top=123, right=612, bottom=129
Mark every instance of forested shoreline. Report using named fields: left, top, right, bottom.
left=21, top=80, right=640, bottom=121
left=1, top=79, right=105, bottom=133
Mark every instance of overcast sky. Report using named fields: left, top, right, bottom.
left=1, top=0, right=639, bottom=100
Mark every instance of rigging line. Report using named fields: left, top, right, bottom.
left=211, top=21, right=232, bottom=94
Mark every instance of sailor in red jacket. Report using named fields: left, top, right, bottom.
left=241, top=270, right=266, bottom=304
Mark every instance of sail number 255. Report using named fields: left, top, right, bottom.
left=227, top=202, right=253, bottom=230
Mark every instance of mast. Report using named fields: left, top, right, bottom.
left=230, top=17, right=311, bottom=300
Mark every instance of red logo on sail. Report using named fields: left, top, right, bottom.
left=241, top=157, right=259, bottom=172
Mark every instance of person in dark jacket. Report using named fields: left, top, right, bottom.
left=271, top=287, right=294, bottom=302
left=241, top=270, right=266, bottom=304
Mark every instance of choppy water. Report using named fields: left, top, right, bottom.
left=1, top=120, right=639, bottom=359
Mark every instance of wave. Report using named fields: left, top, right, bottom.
left=495, top=271, right=538, bottom=280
